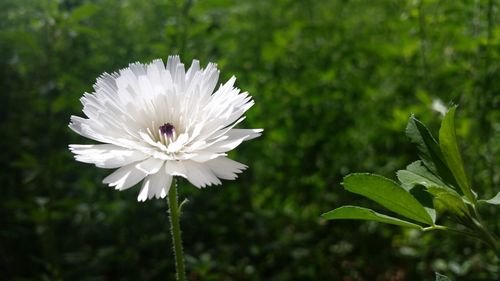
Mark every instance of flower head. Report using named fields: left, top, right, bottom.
left=69, top=56, right=262, bottom=201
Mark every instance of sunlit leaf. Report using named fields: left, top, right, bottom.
left=397, top=161, right=446, bottom=190
left=68, top=3, right=100, bottom=23
left=478, top=191, right=500, bottom=205
left=322, top=206, right=423, bottom=229
left=427, top=186, right=470, bottom=218
left=342, top=174, right=433, bottom=225
left=439, top=106, right=475, bottom=203
left=406, top=116, right=458, bottom=188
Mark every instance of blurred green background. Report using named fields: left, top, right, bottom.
left=1, top=0, right=499, bottom=280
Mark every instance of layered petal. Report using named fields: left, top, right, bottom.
left=165, top=160, right=188, bottom=177
left=137, top=167, right=172, bottom=201
left=136, top=157, right=164, bottom=174
left=183, top=160, right=221, bottom=188
left=103, top=163, right=148, bottom=190
left=205, top=157, right=247, bottom=180
left=69, top=144, right=149, bottom=168
left=69, top=56, right=261, bottom=201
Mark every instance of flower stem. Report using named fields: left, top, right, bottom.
left=167, top=179, right=187, bottom=281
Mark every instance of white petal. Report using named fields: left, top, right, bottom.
left=137, top=179, right=150, bottom=202
left=226, top=128, right=263, bottom=141
left=189, top=152, right=226, bottom=163
left=165, top=160, right=187, bottom=178
left=69, top=144, right=148, bottom=169
left=205, top=157, right=247, bottom=180
left=185, top=60, right=200, bottom=83
left=203, top=137, right=247, bottom=153
left=69, top=116, right=104, bottom=142
left=150, top=172, right=172, bottom=199
left=103, top=164, right=147, bottom=190
left=167, top=56, right=181, bottom=76
left=167, top=133, right=189, bottom=153
left=183, top=161, right=221, bottom=188
left=174, top=63, right=186, bottom=91
left=146, top=59, right=164, bottom=91
left=202, top=116, right=246, bottom=142
left=139, top=131, right=166, bottom=151
left=137, top=168, right=172, bottom=202
left=135, top=157, right=164, bottom=174
left=201, top=63, right=219, bottom=97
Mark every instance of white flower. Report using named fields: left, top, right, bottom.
left=69, top=56, right=262, bottom=201
left=431, top=98, right=447, bottom=116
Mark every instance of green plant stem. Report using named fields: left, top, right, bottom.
left=472, top=219, right=499, bottom=259
left=168, top=179, right=187, bottom=281
left=478, top=225, right=500, bottom=259
left=469, top=206, right=500, bottom=259
left=422, top=224, right=499, bottom=259
left=422, top=225, right=478, bottom=238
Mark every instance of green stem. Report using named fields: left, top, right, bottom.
left=168, top=179, right=187, bottom=281
left=424, top=222, right=499, bottom=259
left=472, top=218, right=500, bottom=259
left=466, top=205, right=500, bottom=259
left=422, top=225, right=478, bottom=238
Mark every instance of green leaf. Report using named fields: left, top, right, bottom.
left=478, top=191, right=500, bottom=205
left=435, top=272, right=451, bottom=281
left=322, top=206, right=423, bottom=229
left=406, top=116, right=458, bottom=188
left=397, top=161, right=449, bottom=223
left=427, top=186, right=470, bottom=218
left=68, top=3, right=100, bottom=23
left=439, top=106, right=475, bottom=203
left=409, top=186, right=436, bottom=223
left=397, top=161, right=446, bottom=190
left=342, top=174, right=433, bottom=225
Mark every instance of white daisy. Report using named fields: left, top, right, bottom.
left=69, top=56, right=262, bottom=201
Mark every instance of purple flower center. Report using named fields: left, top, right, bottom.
left=159, top=123, right=175, bottom=139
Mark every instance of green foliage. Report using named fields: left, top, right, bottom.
left=439, top=106, right=475, bottom=202
left=1, top=0, right=499, bottom=280
left=342, top=173, right=433, bottom=225
left=426, top=185, right=470, bottom=219
left=397, top=161, right=447, bottom=190
left=322, top=206, right=423, bottom=229
left=406, top=115, right=458, bottom=189
left=324, top=107, right=500, bottom=274
left=479, top=191, right=500, bottom=205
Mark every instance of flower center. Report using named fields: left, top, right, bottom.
left=143, top=121, right=181, bottom=155
left=159, top=123, right=175, bottom=139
